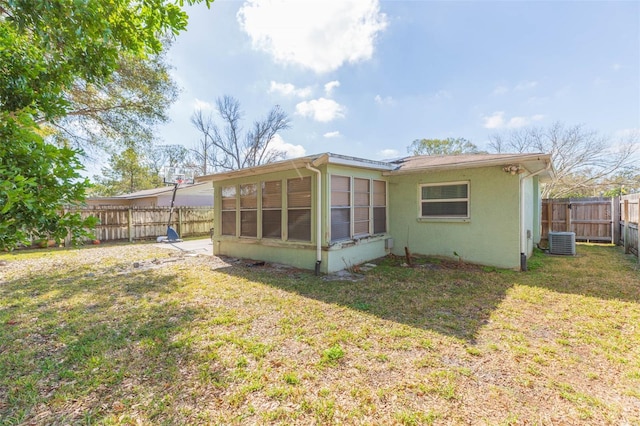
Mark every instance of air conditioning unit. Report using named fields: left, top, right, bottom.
left=548, top=232, right=576, bottom=256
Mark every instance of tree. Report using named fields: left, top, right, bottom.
left=408, top=138, right=481, bottom=156
left=147, top=144, right=191, bottom=177
left=0, top=0, right=211, bottom=250
left=47, top=48, right=179, bottom=157
left=489, top=122, right=639, bottom=198
left=191, top=96, right=291, bottom=172
left=91, top=147, right=162, bottom=196
left=0, top=111, right=97, bottom=248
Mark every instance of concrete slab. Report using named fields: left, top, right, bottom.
left=154, top=238, right=213, bottom=256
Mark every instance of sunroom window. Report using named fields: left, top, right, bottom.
left=287, top=176, right=311, bottom=241
left=221, top=185, right=237, bottom=235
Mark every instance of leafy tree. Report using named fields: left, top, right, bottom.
left=408, top=138, right=481, bottom=156
left=47, top=48, right=179, bottom=156
left=191, top=96, right=291, bottom=172
left=0, top=111, right=97, bottom=248
left=91, top=147, right=162, bottom=196
left=0, top=0, right=211, bottom=250
left=147, top=144, right=191, bottom=177
left=489, top=122, right=639, bottom=198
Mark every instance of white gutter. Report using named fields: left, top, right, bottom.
left=306, top=163, right=322, bottom=275
left=520, top=160, right=552, bottom=269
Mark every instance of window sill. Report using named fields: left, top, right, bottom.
left=417, top=217, right=470, bottom=223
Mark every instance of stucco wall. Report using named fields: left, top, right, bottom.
left=387, top=166, right=522, bottom=269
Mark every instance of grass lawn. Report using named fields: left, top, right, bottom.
left=1, top=243, right=639, bottom=424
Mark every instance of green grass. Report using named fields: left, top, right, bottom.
left=0, top=243, right=638, bottom=424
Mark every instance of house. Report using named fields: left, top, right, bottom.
left=85, top=182, right=213, bottom=207
left=198, top=152, right=553, bottom=273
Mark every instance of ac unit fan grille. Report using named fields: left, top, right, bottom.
left=548, top=232, right=576, bottom=256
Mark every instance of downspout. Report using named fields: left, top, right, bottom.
left=306, top=163, right=322, bottom=275
left=520, top=160, right=552, bottom=270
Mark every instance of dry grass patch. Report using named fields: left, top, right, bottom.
left=0, top=243, right=638, bottom=424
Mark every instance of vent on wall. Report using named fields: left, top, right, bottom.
left=548, top=232, right=576, bottom=256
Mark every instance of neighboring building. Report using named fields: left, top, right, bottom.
left=86, top=182, right=213, bottom=207
left=198, top=153, right=553, bottom=273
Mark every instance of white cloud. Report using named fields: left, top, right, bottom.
left=430, top=90, right=452, bottom=101
left=193, top=98, right=213, bottom=110
left=237, top=0, right=388, bottom=73
left=482, top=111, right=544, bottom=129
left=374, top=94, right=394, bottom=106
left=295, top=98, right=346, bottom=122
left=323, top=131, right=341, bottom=138
left=378, top=148, right=399, bottom=159
left=267, top=134, right=307, bottom=158
left=491, top=85, right=508, bottom=96
left=324, top=80, right=340, bottom=96
left=268, top=81, right=312, bottom=98
left=612, top=63, right=622, bottom=71
left=515, top=80, right=538, bottom=91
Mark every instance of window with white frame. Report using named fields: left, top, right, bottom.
left=240, top=183, right=257, bottom=237
left=331, top=176, right=387, bottom=242
left=221, top=185, right=237, bottom=235
left=420, top=182, right=469, bottom=218
left=262, top=180, right=282, bottom=239
left=330, top=175, right=351, bottom=241
left=287, top=176, right=311, bottom=241
left=373, top=180, right=387, bottom=233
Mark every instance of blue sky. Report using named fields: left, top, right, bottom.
left=158, top=0, right=640, bottom=162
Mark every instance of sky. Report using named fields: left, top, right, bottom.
left=156, top=0, right=640, bottom=164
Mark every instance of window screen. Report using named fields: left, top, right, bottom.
left=262, top=180, right=281, bottom=239
left=240, top=184, right=257, bottom=237
left=287, top=176, right=311, bottom=241
left=221, top=186, right=236, bottom=236
left=331, top=175, right=351, bottom=241
left=420, top=183, right=469, bottom=218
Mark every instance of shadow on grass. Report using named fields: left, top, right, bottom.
left=0, top=266, right=202, bottom=424
left=214, top=245, right=640, bottom=344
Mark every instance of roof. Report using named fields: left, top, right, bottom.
left=196, top=152, right=554, bottom=181
left=386, top=153, right=553, bottom=179
left=88, top=182, right=211, bottom=201
left=197, top=152, right=396, bottom=181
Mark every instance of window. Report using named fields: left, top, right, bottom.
left=373, top=180, right=386, bottom=233
left=221, top=186, right=236, bottom=235
left=420, top=182, right=469, bottom=218
left=287, top=176, right=311, bottom=241
left=240, top=183, right=257, bottom=237
left=331, top=176, right=387, bottom=242
left=331, top=175, right=350, bottom=241
left=262, top=180, right=282, bottom=239
left=353, top=178, right=370, bottom=236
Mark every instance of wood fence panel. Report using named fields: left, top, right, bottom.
left=542, top=198, right=614, bottom=242
left=66, top=206, right=213, bottom=243
left=620, top=194, right=639, bottom=256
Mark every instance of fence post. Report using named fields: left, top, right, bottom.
left=612, top=197, right=620, bottom=244
left=565, top=202, right=571, bottom=233
left=128, top=208, right=133, bottom=243
left=178, top=207, right=183, bottom=237
left=623, top=199, right=630, bottom=254
left=547, top=201, right=553, bottom=234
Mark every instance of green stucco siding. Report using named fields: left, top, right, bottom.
left=388, top=166, right=522, bottom=269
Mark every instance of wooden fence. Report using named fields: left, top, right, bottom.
left=66, top=206, right=214, bottom=243
left=542, top=195, right=639, bottom=256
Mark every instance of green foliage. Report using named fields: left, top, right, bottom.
left=408, top=137, right=481, bottom=156
left=0, top=111, right=97, bottom=249
left=0, top=0, right=211, bottom=250
left=91, top=147, right=162, bottom=196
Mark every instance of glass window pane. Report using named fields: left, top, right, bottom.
left=262, top=180, right=282, bottom=208
left=354, top=206, right=369, bottom=221
left=240, top=183, right=258, bottom=208
left=288, top=209, right=311, bottom=241
left=331, top=192, right=350, bottom=207
left=354, top=220, right=369, bottom=235
left=422, top=201, right=468, bottom=217
left=373, top=180, right=386, bottom=206
left=422, top=184, right=467, bottom=200
left=354, top=178, right=369, bottom=193
left=288, top=177, right=311, bottom=208
left=262, top=210, right=281, bottom=239
left=331, top=207, right=350, bottom=241
left=221, top=211, right=236, bottom=235
left=373, top=207, right=386, bottom=233
left=331, top=175, right=350, bottom=191
left=240, top=210, right=257, bottom=237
